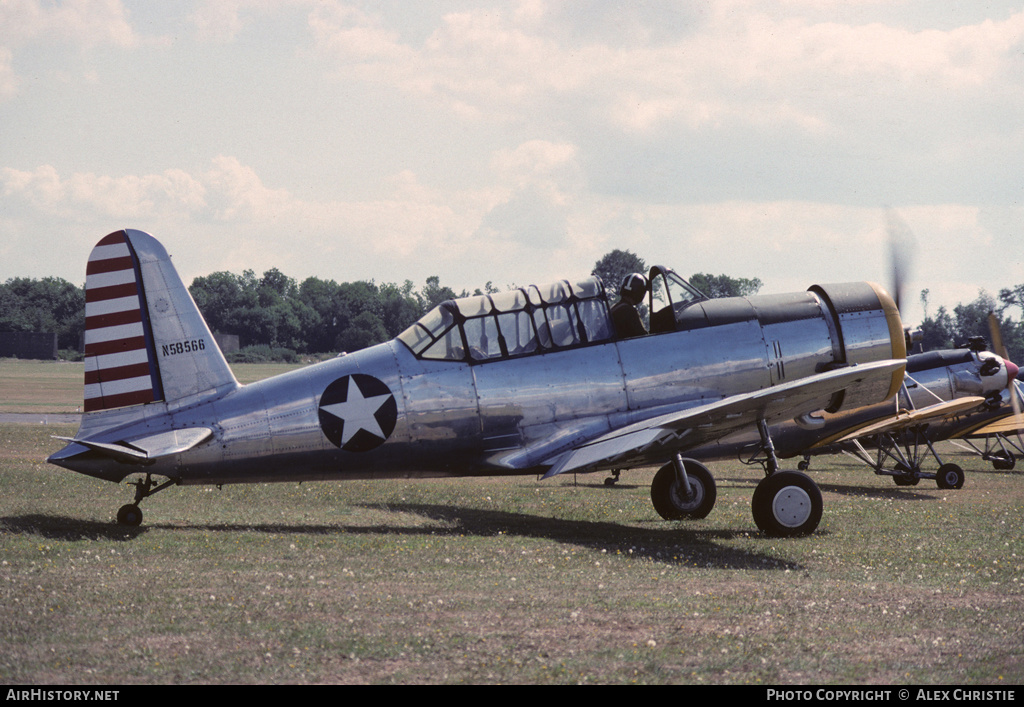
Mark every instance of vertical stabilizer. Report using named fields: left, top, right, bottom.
left=83, top=229, right=238, bottom=413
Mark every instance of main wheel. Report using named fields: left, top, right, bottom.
left=991, top=451, right=1015, bottom=471
left=751, top=471, right=822, bottom=537
left=892, top=462, right=920, bottom=486
left=650, top=460, right=717, bottom=520
left=116, top=503, right=143, bottom=527
left=935, top=463, right=965, bottom=490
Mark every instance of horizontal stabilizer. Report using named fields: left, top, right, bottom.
left=54, top=427, right=213, bottom=466
left=53, top=437, right=150, bottom=464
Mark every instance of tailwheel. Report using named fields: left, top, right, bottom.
left=116, top=504, right=143, bottom=527
left=651, top=458, right=716, bottom=520
left=752, top=471, right=822, bottom=537
left=114, top=473, right=176, bottom=526
left=935, top=463, right=965, bottom=490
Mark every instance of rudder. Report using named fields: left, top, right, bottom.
left=82, top=229, right=238, bottom=413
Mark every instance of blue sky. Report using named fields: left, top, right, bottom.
left=2, top=0, right=1023, bottom=326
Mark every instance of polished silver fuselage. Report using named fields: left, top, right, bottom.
left=65, top=284, right=901, bottom=486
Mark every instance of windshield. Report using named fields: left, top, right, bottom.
left=649, top=267, right=707, bottom=333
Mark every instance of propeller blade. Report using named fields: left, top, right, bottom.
left=886, top=209, right=916, bottom=314
left=988, top=311, right=1009, bottom=361
left=1012, top=380, right=1024, bottom=450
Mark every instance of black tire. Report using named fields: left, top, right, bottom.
left=650, top=460, right=717, bottom=520
left=991, top=452, right=1015, bottom=471
left=116, top=504, right=143, bottom=527
left=935, top=463, right=965, bottom=490
left=751, top=471, right=822, bottom=537
left=892, top=463, right=919, bottom=486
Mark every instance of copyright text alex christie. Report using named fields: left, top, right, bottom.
left=767, top=689, right=1016, bottom=702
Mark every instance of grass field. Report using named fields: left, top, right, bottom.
left=1, top=360, right=1022, bottom=684
left=0, top=359, right=87, bottom=413
left=0, top=358, right=306, bottom=413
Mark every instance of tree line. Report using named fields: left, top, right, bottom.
left=0, top=267, right=486, bottom=361
left=0, top=277, right=84, bottom=351
left=187, top=269, right=470, bottom=360
left=918, top=288, right=1024, bottom=364
left=3, top=248, right=1021, bottom=364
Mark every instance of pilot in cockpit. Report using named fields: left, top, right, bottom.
left=611, top=273, right=648, bottom=339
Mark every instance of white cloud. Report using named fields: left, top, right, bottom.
left=308, top=2, right=415, bottom=65
left=302, top=3, right=1024, bottom=141
left=2, top=164, right=206, bottom=220
left=2, top=1, right=1023, bottom=326
left=1, top=164, right=65, bottom=209
left=490, top=140, right=580, bottom=195
left=0, top=0, right=144, bottom=102
left=190, top=0, right=248, bottom=43
left=0, top=0, right=138, bottom=48
left=0, top=48, right=16, bottom=98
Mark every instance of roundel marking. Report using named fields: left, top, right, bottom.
left=318, top=374, right=397, bottom=452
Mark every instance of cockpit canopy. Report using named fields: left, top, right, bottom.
left=397, top=277, right=614, bottom=363
left=396, top=267, right=710, bottom=364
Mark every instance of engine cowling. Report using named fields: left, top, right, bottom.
left=809, top=281, right=906, bottom=411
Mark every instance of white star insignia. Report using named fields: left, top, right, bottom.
left=320, top=377, right=392, bottom=446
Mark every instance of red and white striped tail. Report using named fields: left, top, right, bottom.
left=83, top=231, right=163, bottom=412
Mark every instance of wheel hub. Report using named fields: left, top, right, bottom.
left=771, top=485, right=813, bottom=528
left=671, top=478, right=703, bottom=511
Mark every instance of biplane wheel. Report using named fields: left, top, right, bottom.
left=892, top=462, right=919, bottom=486
left=991, top=452, right=1015, bottom=471
left=797, top=459, right=810, bottom=471
left=651, top=460, right=716, bottom=520
left=935, top=463, right=965, bottom=490
left=751, top=471, right=822, bottom=537
left=116, top=503, right=143, bottom=527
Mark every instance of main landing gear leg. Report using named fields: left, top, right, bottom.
left=116, top=473, right=175, bottom=527
left=751, top=419, right=823, bottom=537
left=650, top=454, right=717, bottom=520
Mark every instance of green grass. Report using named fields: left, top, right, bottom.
left=1, top=422, right=1022, bottom=684
left=0, top=359, right=85, bottom=413
left=0, top=358, right=306, bottom=413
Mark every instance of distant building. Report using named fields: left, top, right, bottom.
left=214, top=332, right=240, bottom=354
left=0, top=331, right=58, bottom=360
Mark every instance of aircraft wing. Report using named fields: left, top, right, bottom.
left=950, top=412, right=1024, bottom=438
left=541, top=359, right=906, bottom=478
left=829, top=396, right=989, bottom=443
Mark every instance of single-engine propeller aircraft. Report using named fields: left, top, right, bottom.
left=818, top=344, right=1020, bottom=485
left=947, top=382, right=1024, bottom=470
left=677, top=341, right=1019, bottom=489
left=49, top=229, right=910, bottom=536
left=946, top=317, right=1024, bottom=471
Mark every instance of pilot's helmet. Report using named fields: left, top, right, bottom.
left=619, top=273, right=648, bottom=305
